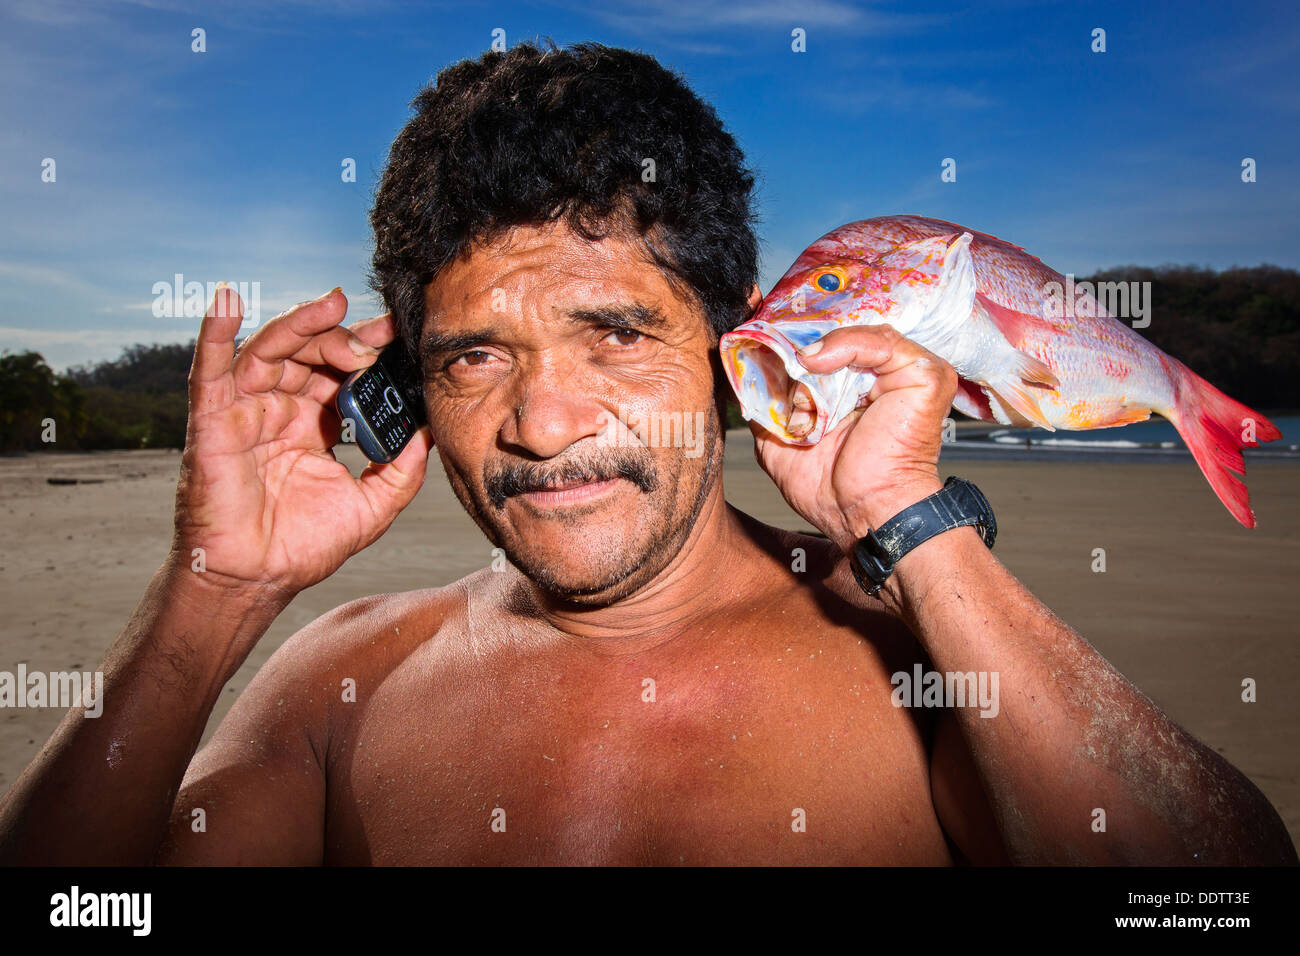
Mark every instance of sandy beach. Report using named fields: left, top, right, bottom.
left=1, top=434, right=1297, bottom=851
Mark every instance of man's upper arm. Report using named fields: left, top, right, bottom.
left=156, top=596, right=383, bottom=865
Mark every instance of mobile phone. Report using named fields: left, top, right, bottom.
left=336, top=343, right=427, bottom=463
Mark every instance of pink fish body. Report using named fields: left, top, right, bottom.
left=720, top=215, right=1281, bottom=527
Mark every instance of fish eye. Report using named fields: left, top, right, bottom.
left=811, top=267, right=847, bottom=293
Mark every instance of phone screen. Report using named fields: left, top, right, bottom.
left=336, top=343, right=427, bottom=463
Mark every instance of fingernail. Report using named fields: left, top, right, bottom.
left=349, top=336, right=379, bottom=357
left=799, top=339, right=823, bottom=356
left=210, top=282, right=233, bottom=317
left=320, top=286, right=342, bottom=300
left=788, top=407, right=813, bottom=436
left=791, top=385, right=813, bottom=410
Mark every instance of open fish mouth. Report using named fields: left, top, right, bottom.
left=721, top=231, right=975, bottom=445
left=720, top=317, right=875, bottom=444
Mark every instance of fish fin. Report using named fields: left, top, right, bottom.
left=1010, top=349, right=1060, bottom=390
left=1162, top=358, right=1282, bottom=528
left=995, top=404, right=1035, bottom=428
left=952, top=377, right=992, bottom=421
left=1103, top=406, right=1153, bottom=427
left=976, top=291, right=1056, bottom=344
left=984, top=390, right=1036, bottom=428
left=970, top=294, right=1060, bottom=426
left=983, top=378, right=1056, bottom=430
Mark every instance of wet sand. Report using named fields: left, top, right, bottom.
left=1, top=435, right=1296, bottom=850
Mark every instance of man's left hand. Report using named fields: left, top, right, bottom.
left=748, top=324, right=957, bottom=554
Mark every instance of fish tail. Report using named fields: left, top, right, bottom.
left=1163, top=358, right=1282, bottom=528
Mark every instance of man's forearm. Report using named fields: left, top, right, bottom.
left=0, top=558, right=290, bottom=865
left=875, top=523, right=1296, bottom=865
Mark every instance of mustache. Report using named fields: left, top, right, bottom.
left=484, top=450, right=659, bottom=508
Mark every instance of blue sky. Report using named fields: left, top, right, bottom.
left=2, top=0, right=1297, bottom=369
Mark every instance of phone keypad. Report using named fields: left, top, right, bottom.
left=353, top=370, right=417, bottom=458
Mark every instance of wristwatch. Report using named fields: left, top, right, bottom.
left=848, top=476, right=996, bottom=598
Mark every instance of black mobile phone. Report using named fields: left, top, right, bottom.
left=336, top=343, right=427, bottom=463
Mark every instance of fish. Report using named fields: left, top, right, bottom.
left=719, top=215, right=1282, bottom=527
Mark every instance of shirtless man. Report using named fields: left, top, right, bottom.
left=0, top=43, right=1293, bottom=866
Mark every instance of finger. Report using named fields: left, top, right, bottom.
left=188, top=285, right=243, bottom=413
left=795, top=324, right=927, bottom=376
left=276, top=360, right=345, bottom=401
left=295, top=366, right=346, bottom=406
left=236, top=287, right=349, bottom=369
left=787, top=380, right=815, bottom=438
left=357, top=424, right=434, bottom=521
left=232, top=347, right=292, bottom=395
left=233, top=290, right=359, bottom=394
left=284, top=324, right=381, bottom=373
left=866, top=352, right=957, bottom=406
left=275, top=359, right=315, bottom=397
left=234, top=331, right=375, bottom=397
left=346, top=312, right=397, bottom=349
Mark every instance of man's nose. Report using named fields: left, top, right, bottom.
left=500, top=359, right=609, bottom=459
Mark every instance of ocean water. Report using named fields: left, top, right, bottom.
left=983, top=414, right=1300, bottom=454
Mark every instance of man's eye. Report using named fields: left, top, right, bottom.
left=449, top=350, right=494, bottom=368
left=603, top=327, right=644, bottom=347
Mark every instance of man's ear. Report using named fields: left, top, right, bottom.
left=746, top=283, right=763, bottom=315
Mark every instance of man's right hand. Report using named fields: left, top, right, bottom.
left=173, top=285, right=433, bottom=597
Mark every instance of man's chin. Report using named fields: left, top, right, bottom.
left=485, top=479, right=691, bottom=603
left=509, top=546, right=652, bottom=604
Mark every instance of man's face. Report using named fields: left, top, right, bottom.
left=419, top=221, right=725, bottom=604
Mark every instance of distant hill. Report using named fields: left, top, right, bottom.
left=1090, top=265, right=1299, bottom=412
left=68, top=342, right=195, bottom=395
left=3, top=264, right=1298, bottom=451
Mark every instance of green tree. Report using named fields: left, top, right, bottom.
left=0, top=351, right=88, bottom=451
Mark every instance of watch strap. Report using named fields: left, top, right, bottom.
left=849, top=477, right=996, bottom=596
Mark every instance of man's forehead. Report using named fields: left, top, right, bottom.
left=422, top=222, right=689, bottom=319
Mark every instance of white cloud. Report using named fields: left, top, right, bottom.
left=554, top=0, right=942, bottom=42
left=0, top=261, right=111, bottom=298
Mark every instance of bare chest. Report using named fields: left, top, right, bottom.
left=324, top=624, right=951, bottom=865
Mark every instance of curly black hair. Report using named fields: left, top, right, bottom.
left=368, top=40, right=759, bottom=366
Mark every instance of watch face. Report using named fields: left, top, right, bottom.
left=848, top=552, right=882, bottom=597
left=852, top=536, right=893, bottom=587
left=946, top=477, right=997, bottom=549
left=863, top=532, right=895, bottom=565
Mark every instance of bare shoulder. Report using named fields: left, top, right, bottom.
left=265, top=574, right=480, bottom=722
left=201, top=574, right=480, bottom=773
left=279, top=579, right=471, bottom=673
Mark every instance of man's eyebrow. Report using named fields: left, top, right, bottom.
left=567, top=303, right=669, bottom=331
left=419, top=329, right=496, bottom=365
